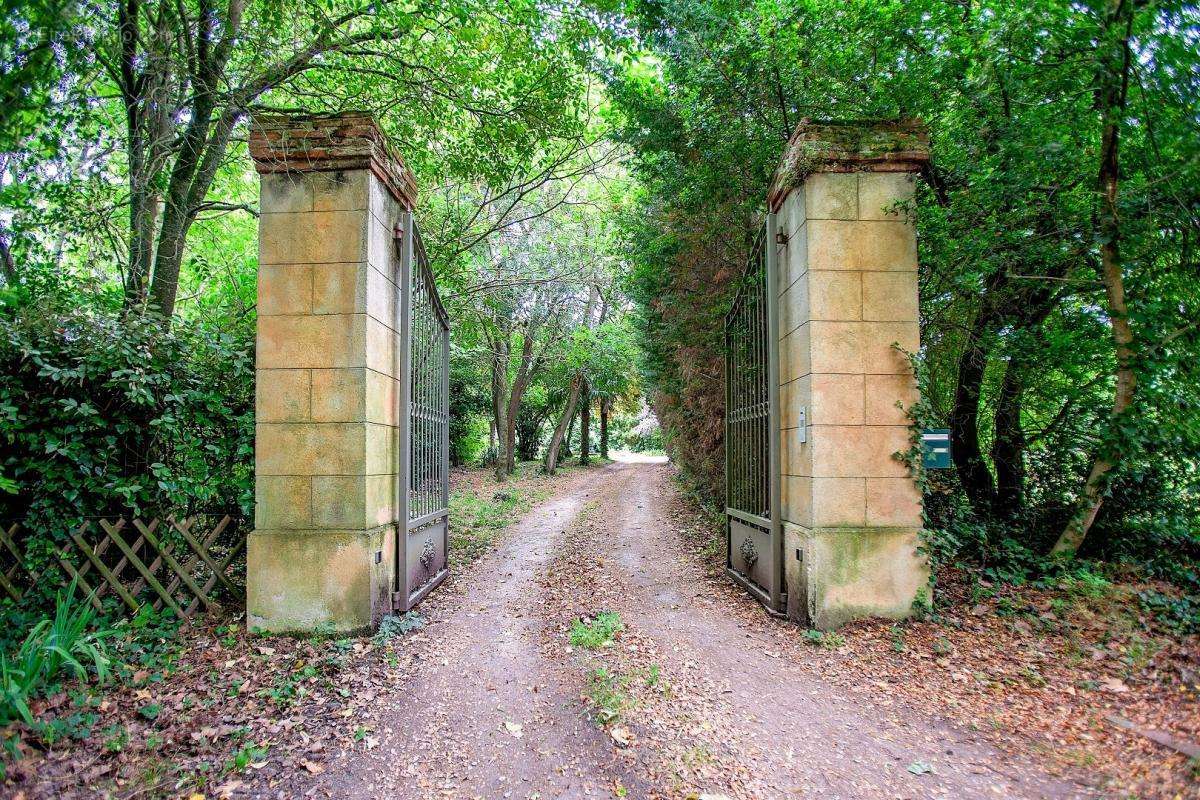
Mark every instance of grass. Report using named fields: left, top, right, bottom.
left=583, top=666, right=633, bottom=724
left=569, top=612, right=624, bottom=649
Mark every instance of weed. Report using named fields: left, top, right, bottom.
left=583, top=667, right=631, bottom=724
left=802, top=629, right=845, bottom=649
left=373, top=612, right=425, bottom=644
left=138, top=702, right=162, bottom=721
left=102, top=723, right=129, bottom=753
left=569, top=612, right=624, bottom=649
left=890, top=625, right=907, bottom=653
left=223, top=742, right=269, bottom=775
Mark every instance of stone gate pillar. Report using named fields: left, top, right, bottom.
left=768, top=121, right=930, bottom=629
left=246, top=113, right=416, bottom=632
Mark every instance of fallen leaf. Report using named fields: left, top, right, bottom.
left=302, top=760, right=326, bottom=775
left=907, top=761, right=934, bottom=775
left=503, top=721, right=523, bottom=738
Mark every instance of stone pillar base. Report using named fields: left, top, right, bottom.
left=246, top=526, right=394, bottom=633
left=785, top=522, right=927, bottom=629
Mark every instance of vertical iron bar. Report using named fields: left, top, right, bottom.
left=395, top=209, right=414, bottom=607
left=764, top=212, right=783, bottom=611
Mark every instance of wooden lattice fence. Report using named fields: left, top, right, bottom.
left=0, top=516, right=246, bottom=621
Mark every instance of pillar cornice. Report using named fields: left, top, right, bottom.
left=768, top=119, right=929, bottom=211
left=249, top=112, right=418, bottom=209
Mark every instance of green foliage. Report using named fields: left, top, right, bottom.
left=583, top=666, right=632, bottom=724
left=801, top=629, right=845, bottom=649
left=569, top=611, right=624, bottom=649
left=0, top=288, right=253, bottom=552
left=0, top=580, right=111, bottom=727
left=372, top=612, right=426, bottom=645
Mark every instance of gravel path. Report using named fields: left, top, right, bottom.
left=318, top=456, right=1093, bottom=799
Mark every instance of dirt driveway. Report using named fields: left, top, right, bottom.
left=311, top=456, right=1092, bottom=799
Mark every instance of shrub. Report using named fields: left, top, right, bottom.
left=0, top=289, right=253, bottom=581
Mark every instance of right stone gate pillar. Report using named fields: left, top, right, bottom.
left=768, top=121, right=930, bottom=629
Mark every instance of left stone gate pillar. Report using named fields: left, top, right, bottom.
left=247, top=113, right=417, bottom=632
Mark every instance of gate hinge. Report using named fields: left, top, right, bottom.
left=775, top=229, right=789, bottom=245
left=393, top=223, right=404, bottom=241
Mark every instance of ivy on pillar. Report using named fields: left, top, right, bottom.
left=768, top=120, right=931, bottom=629
left=247, top=113, right=416, bottom=632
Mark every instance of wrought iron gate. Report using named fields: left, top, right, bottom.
left=724, top=212, right=784, bottom=615
left=395, top=211, right=450, bottom=611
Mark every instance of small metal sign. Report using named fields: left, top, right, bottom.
left=921, top=428, right=952, bottom=469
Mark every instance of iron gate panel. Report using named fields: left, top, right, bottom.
left=724, top=212, right=783, bottom=614
left=395, top=211, right=450, bottom=611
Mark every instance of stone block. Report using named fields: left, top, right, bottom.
left=811, top=477, right=866, bottom=527
left=810, top=373, right=864, bottom=425
left=808, top=219, right=917, bottom=272
left=260, top=209, right=368, bottom=265
left=779, top=324, right=811, bottom=384
left=799, top=527, right=929, bottom=630
left=310, top=368, right=366, bottom=422
left=781, top=427, right=812, bottom=477
left=778, top=278, right=808, bottom=336
left=312, top=262, right=366, bottom=315
left=311, top=170, right=368, bottom=212
left=365, top=422, right=397, bottom=475
left=809, top=425, right=867, bottom=477
left=864, top=373, right=917, bottom=425
left=778, top=219, right=807, bottom=294
left=808, top=321, right=862, bottom=374
left=782, top=476, right=812, bottom=528
left=255, top=422, right=365, bottom=476
left=311, top=475, right=366, bottom=528
left=367, top=264, right=397, bottom=327
left=366, top=474, right=396, bottom=526
left=247, top=528, right=385, bottom=633
left=861, top=321, right=919, bottom=375
left=783, top=522, right=807, bottom=621
left=257, top=313, right=365, bottom=370
left=862, top=271, right=918, bottom=322
left=805, top=173, right=858, bottom=220
left=261, top=173, right=313, bottom=214
left=808, top=271, right=862, bottom=321
left=257, top=369, right=311, bottom=422
left=777, top=187, right=806, bottom=241
left=367, top=211, right=398, bottom=275
left=365, top=317, right=397, bottom=378
left=258, top=264, right=312, bottom=316
left=865, top=477, right=922, bottom=527
left=860, top=425, right=912, bottom=478
left=254, top=475, right=311, bottom=529
left=366, top=369, right=398, bottom=426
left=780, top=377, right=807, bottom=430
left=858, top=172, right=915, bottom=221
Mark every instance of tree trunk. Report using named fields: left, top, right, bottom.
left=490, top=336, right=510, bottom=481
left=543, top=375, right=583, bottom=474
left=992, top=359, right=1026, bottom=520
left=579, top=381, right=592, bottom=466
left=949, top=311, right=999, bottom=516
left=504, top=320, right=538, bottom=474
left=1052, top=0, right=1136, bottom=555
left=599, top=397, right=610, bottom=459
left=563, top=410, right=576, bottom=458
left=543, top=285, right=600, bottom=473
